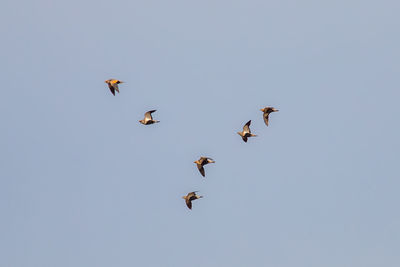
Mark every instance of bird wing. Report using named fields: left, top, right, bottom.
left=243, top=120, right=251, bottom=133
left=263, top=113, right=269, bottom=126
left=187, top=191, right=198, bottom=198
left=113, top=83, right=120, bottom=93
left=204, top=157, right=214, bottom=164
left=185, top=199, right=192, bottom=209
left=144, top=110, right=156, bottom=121
left=107, top=83, right=115, bottom=96
left=197, top=164, right=205, bottom=177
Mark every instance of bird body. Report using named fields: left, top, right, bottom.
left=260, top=107, right=279, bottom=126
left=182, top=191, right=203, bottom=210
left=194, top=157, right=215, bottom=177
left=139, top=110, right=160, bottom=125
left=237, top=120, right=257, bottom=142
left=105, top=79, right=124, bottom=96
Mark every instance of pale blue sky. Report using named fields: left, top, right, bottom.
left=1, top=0, right=399, bottom=266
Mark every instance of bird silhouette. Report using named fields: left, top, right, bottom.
left=105, top=79, right=124, bottom=96
left=237, top=120, right=257, bottom=142
left=182, top=191, right=203, bottom=210
left=139, top=110, right=160, bottom=125
left=194, top=157, right=215, bottom=177
left=260, top=107, right=279, bottom=126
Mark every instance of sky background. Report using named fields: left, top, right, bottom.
left=1, top=0, right=400, bottom=266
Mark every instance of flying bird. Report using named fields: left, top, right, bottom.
left=237, top=120, right=257, bottom=142
left=260, top=107, right=279, bottom=126
left=182, top=191, right=203, bottom=210
left=105, top=79, right=124, bottom=96
left=194, top=157, right=215, bottom=177
left=139, top=110, right=160, bottom=125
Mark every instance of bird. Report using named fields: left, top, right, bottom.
left=237, top=120, right=257, bottom=142
left=139, top=110, right=160, bottom=125
left=260, top=107, right=279, bottom=126
left=105, top=79, right=124, bottom=96
left=182, top=191, right=203, bottom=210
left=194, top=157, right=215, bottom=177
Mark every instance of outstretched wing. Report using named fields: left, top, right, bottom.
left=263, top=113, right=269, bottom=126
left=197, top=164, right=205, bottom=177
left=144, top=110, right=156, bottom=120
left=206, top=157, right=214, bottom=164
left=185, top=199, right=192, bottom=209
left=114, top=83, right=120, bottom=93
left=107, top=83, right=115, bottom=95
left=243, top=120, right=251, bottom=133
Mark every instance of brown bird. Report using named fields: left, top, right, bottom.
left=194, top=157, right=215, bottom=177
left=237, top=120, right=257, bottom=142
left=139, top=110, right=160, bottom=125
left=182, top=191, right=203, bottom=210
left=260, top=107, right=279, bottom=126
left=105, top=79, right=124, bottom=96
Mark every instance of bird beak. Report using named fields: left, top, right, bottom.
left=260, top=109, right=264, bottom=112
left=274, top=109, right=279, bottom=112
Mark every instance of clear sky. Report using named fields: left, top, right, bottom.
left=1, top=0, right=399, bottom=266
